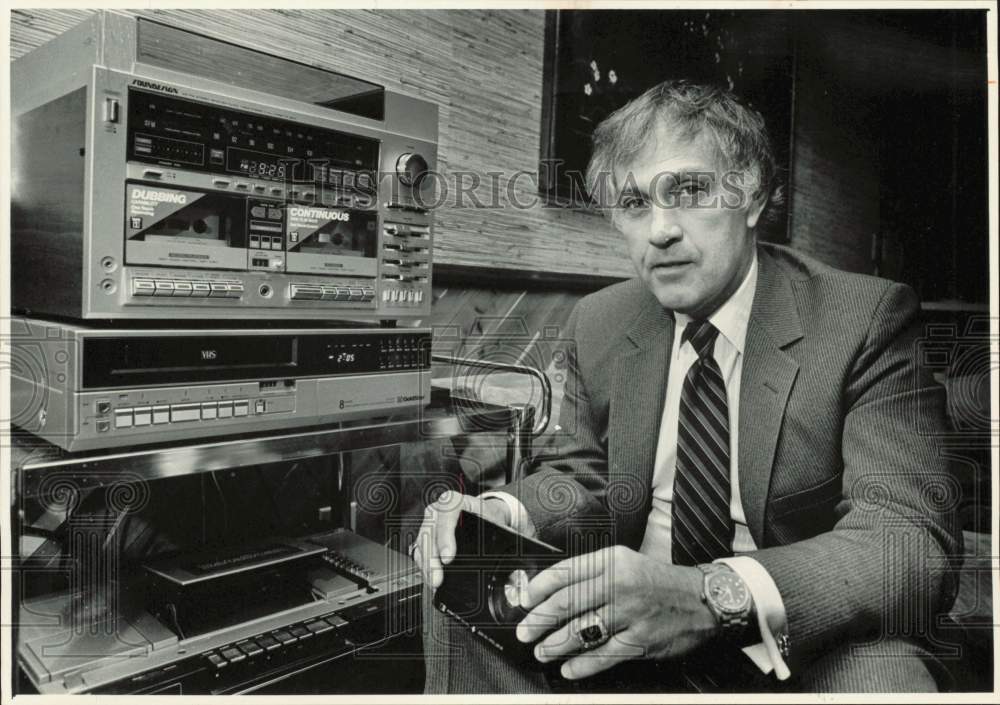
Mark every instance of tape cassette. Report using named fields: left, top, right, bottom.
left=433, top=511, right=565, bottom=665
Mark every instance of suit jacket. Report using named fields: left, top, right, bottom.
left=505, top=243, right=962, bottom=670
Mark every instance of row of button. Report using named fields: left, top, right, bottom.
left=382, top=289, right=424, bottom=304
left=204, top=612, right=350, bottom=671
left=133, top=279, right=243, bottom=298
left=250, top=205, right=283, bottom=220
left=250, top=235, right=284, bottom=251
left=324, top=551, right=375, bottom=580
left=112, top=401, right=250, bottom=429
left=209, top=177, right=363, bottom=204
left=289, top=284, right=375, bottom=302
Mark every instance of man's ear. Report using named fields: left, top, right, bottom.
left=745, top=193, right=766, bottom=229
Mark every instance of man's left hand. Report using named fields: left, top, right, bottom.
left=515, top=546, right=718, bottom=680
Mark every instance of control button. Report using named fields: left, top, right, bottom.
left=305, top=619, right=332, bottom=635
left=321, top=286, right=337, bottom=301
left=254, top=634, right=280, bottom=652
left=96, top=420, right=110, bottom=433
left=362, top=288, right=375, bottom=301
left=272, top=629, right=296, bottom=645
left=218, top=402, right=234, bottom=419
left=220, top=646, right=245, bottom=663
left=213, top=179, right=231, bottom=188
left=154, top=280, right=175, bottom=296
left=290, top=284, right=322, bottom=300
left=251, top=206, right=266, bottom=219
left=209, top=283, right=229, bottom=297
left=334, top=287, right=351, bottom=301
left=132, top=279, right=155, bottom=296
left=347, top=288, right=364, bottom=302
left=234, top=400, right=249, bottom=417
left=382, top=290, right=390, bottom=302
left=104, top=98, right=120, bottom=123
left=250, top=237, right=260, bottom=249
left=227, top=283, right=245, bottom=297
left=289, top=624, right=312, bottom=640
left=172, top=281, right=193, bottom=296
left=201, top=402, right=218, bottom=420
left=133, top=407, right=152, bottom=426
left=190, top=282, right=211, bottom=297
left=205, top=652, right=227, bottom=670
left=323, top=614, right=349, bottom=629
left=235, top=182, right=249, bottom=191
left=270, top=238, right=283, bottom=251
left=236, top=640, right=263, bottom=658
left=254, top=400, right=266, bottom=414
left=253, top=185, right=265, bottom=193
left=114, top=409, right=133, bottom=429
left=416, top=290, right=424, bottom=303
left=170, top=403, right=200, bottom=423
left=143, top=169, right=164, bottom=180
left=267, top=208, right=282, bottom=219
left=270, top=187, right=283, bottom=196
left=152, top=406, right=170, bottom=424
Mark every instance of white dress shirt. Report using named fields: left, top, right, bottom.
left=485, top=254, right=791, bottom=680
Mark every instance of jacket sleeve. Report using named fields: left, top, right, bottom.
left=500, top=303, right=614, bottom=549
left=747, top=282, right=963, bottom=669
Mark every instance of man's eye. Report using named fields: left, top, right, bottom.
left=674, top=181, right=709, bottom=195
left=621, top=196, right=649, bottom=210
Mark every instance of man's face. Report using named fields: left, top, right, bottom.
left=612, top=122, right=764, bottom=318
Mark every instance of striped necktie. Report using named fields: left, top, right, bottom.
left=672, top=319, right=734, bottom=566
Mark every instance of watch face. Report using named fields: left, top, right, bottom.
left=706, top=571, right=751, bottom=614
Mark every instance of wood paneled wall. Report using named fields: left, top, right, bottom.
left=10, top=8, right=633, bottom=279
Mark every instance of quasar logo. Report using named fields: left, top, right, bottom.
left=397, top=394, right=422, bottom=403
left=131, top=188, right=188, bottom=204
left=132, top=79, right=180, bottom=94
left=289, top=207, right=350, bottom=222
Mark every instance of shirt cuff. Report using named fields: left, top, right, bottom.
left=717, top=555, right=791, bottom=681
left=478, top=491, right=537, bottom=538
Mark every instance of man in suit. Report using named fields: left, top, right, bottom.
left=414, top=80, right=961, bottom=692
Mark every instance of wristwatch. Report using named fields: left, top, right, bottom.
left=696, top=563, right=753, bottom=642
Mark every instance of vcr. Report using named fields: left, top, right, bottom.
left=10, top=317, right=432, bottom=451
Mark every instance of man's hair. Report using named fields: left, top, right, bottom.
left=585, top=80, right=783, bottom=224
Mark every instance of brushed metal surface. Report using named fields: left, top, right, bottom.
left=12, top=87, right=88, bottom=318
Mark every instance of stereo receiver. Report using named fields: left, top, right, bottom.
left=12, top=12, right=436, bottom=322
left=10, top=317, right=432, bottom=451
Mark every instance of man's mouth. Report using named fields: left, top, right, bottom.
left=651, top=261, right=693, bottom=269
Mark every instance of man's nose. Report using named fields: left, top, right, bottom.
left=648, top=207, right=683, bottom=247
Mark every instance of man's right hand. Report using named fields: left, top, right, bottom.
left=411, top=490, right=511, bottom=589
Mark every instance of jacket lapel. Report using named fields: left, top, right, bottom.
left=607, top=293, right=674, bottom=548
left=739, top=249, right=803, bottom=546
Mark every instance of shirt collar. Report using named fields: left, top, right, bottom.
left=674, top=253, right=758, bottom=356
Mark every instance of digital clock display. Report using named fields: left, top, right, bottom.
left=326, top=342, right=372, bottom=372
left=226, top=148, right=301, bottom=181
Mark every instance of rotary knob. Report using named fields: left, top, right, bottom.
left=395, top=152, right=429, bottom=187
